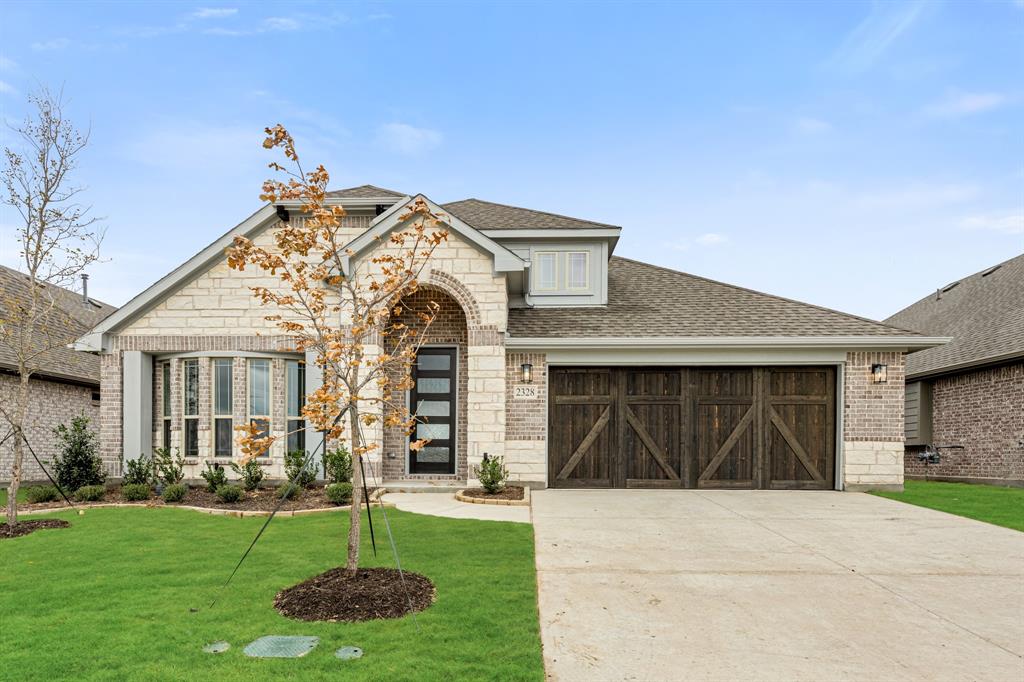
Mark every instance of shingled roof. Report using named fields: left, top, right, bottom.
left=885, top=253, right=1024, bottom=379
left=442, top=198, right=619, bottom=231
left=0, top=265, right=116, bottom=385
left=508, top=257, right=920, bottom=339
left=325, top=184, right=407, bottom=199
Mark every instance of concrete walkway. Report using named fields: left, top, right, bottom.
left=381, top=492, right=531, bottom=523
left=532, top=489, right=1024, bottom=681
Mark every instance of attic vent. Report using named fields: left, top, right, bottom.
left=941, top=281, right=960, bottom=293
left=981, top=264, right=1002, bottom=277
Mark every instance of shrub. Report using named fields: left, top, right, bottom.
left=25, top=485, right=59, bottom=504
left=325, top=482, right=353, bottom=506
left=153, top=447, right=185, bottom=485
left=322, top=446, right=352, bottom=483
left=200, top=462, right=228, bottom=493
left=52, top=415, right=105, bottom=493
left=216, top=484, right=244, bottom=503
left=276, top=482, right=300, bottom=500
left=229, top=458, right=265, bottom=492
left=73, top=484, right=106, bottom=502
left=162, top=483, right=187, bottom=503
left=121, top=483, right=151, bottom=501
left=476, top=453, right=509, bottom=494
left=122, top=454, right=154, bottom=486
left=285, top=450, right=316, bottom=488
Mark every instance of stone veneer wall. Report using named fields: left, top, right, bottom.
left=843, top=351, right=906, bottom=491
left=0, top=374, right=103, bottom=482
left=905, top=361, right=1023, bottom=485
left=504, top=352, right=548, bottom=485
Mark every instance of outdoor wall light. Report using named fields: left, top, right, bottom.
left=871, top=363, right=888, bottom=384
left=521, top=363, right=533, bottom=383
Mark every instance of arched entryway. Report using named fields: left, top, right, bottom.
left=382, top=287, right=470, bottom=481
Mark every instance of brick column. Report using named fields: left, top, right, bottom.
left=843, top=351, right=906, bottom=491
left=100, top=352, right=123, bottom=475
left=198, top=357, right=212, bottom=460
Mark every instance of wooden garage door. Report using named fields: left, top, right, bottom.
left=549, top=366, right=835, bottom=490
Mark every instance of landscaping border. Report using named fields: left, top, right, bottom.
left=17, top=488, right=389, bottom=518
left=454, top=487, right=530, bottom=507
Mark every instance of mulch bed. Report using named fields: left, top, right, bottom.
left=0, top=518, right=70, bottom=540
left=274, top=567, right=436, bottom=622
left=460, top=486, right=525, bottom=501
left=17, top=485, right=375, bottom=513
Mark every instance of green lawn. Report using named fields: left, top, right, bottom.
left=0, top=506, right=543, bottom=681
left=873, top=480, right=1024, bottom=532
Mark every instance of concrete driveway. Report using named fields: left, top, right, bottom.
left=532, top=490, right=1024, bottom=681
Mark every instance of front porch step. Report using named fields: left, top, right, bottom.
left=382, top=479, right=465, bottom=493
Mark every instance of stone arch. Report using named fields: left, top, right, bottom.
left=426, top=269, right=483, bottom=329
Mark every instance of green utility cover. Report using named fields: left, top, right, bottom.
left=243, top=635, right=319, bottom=658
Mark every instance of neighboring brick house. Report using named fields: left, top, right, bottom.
left=0, top=265, right=116, bottom=483
left=885, top=253, right=1024, bottom=486
left=76, top=186, right=944, bottom=491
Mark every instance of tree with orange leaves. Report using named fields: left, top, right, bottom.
left=227, top=125, right=448, bottom=575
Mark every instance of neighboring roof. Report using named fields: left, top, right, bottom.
left=442, top=198, right=620, bottom=231
left=0, top=264, right=116, bottom=385
left=884, top=253, right=1024, bottom=379
left=508, top=257, right=933, bottom=344
left=325, top=184, right=406, bottom=199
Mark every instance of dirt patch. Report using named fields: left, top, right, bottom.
left=274, top=567, right=435, bottom=622
left=0, top=518, right=70, bottom=540
left=460, top=486, right=525, bottom=501
left=17, top=485, right=374, bottom=513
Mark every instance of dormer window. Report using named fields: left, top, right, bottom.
left=567, top=252, right=589, bottom=290
left=535, top=252, right=558, bottom=291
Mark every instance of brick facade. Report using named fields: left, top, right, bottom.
left=842, top=351, right=906, bottom=490
left=905, top=361, right=1024, bottom=484
left=0, top=374, right=103, bottom=482
left=504, top=352, right=548, bottom=485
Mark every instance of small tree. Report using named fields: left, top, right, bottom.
left=1, top=88, right=103, bottom=525
left=228, top=125, right=448, bottom=575
left=52, top=415, right=105, bottom=493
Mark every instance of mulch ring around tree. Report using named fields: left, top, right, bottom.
left=0, top=519, right=70, bottom=540
left=274, top=567, right=436, bottom=622
left=460, top=486, right=525, bottom=501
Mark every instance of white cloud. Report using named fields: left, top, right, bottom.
left=960, top=212, right=1024, bottom=235
left=193, top=7, right=238, bottom=19
left=795, top=117, right=832, bottom=134
left=31, top=38, right=71, bottom=51
left=263, top=16, right=301, bottom=31
left=376, top=123, right=442, bottom=155
left=695, top=233, right=728, bottom=246
left=0, top=80, right=16, bottom=95
left=0, top=56, right=17, bottom=72
left=826, top=0, right=926, bottom=74
left=925, top=90, right=1007, bottom=117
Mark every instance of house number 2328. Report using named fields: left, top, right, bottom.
left=514, top=385, right=539, bottom=399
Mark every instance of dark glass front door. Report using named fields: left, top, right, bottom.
left=409, top=347, right=457, bottom=474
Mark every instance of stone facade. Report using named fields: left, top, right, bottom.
left=842, top=351, right=906, bottom=490
left=0, top=374, right=103, bottom=482
left=905, top=361, right=1024, bottom=485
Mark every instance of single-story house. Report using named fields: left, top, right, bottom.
left=1, top=265, right=116, bottom=482
left=885, top=253, right=1023, bottom=486
left=75, top=186, right=946, bottom=491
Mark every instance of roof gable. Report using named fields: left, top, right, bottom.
left=885, top=252, right=1024, bottom=377
left=342, top=194, right=526, bottom=274
left=325, top=184, right=407, bottom=199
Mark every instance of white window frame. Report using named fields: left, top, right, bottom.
left=212, top=359, right=233, bottom=459
left=161, top=361, right=171, bottom=449
left=247, top=358, right=272, bottom=457
left=285, top=359, right=306, bottom=454
left=566, top=251, right=590, bottom=290
left=182, top=358, right=200, bottom=458
left=534, top=251, right=558, bottom=291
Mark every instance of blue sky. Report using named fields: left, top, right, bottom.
left=0, top=0, right=1021, bottom=320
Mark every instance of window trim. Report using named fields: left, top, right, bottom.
left=182, top=358, right=200, bottom=457
left=566, top=251, right=590, bottom=291
left=286, top=359, right=306, bottom=454
left=247, top=358, right=272, bottom=457
left=534, top=251, right=558, bottom=291
left=212, top=358, right=233, bottom=459
left=161, top=362, right=171, bottom=449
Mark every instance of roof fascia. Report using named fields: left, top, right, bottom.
left=74, top=204, right=278, bottom=350
left=505, top=336, right=952, bottom=351
left=906, top=349, right=1024, bottom=381
left=342, top=194, right=526, bottom=274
